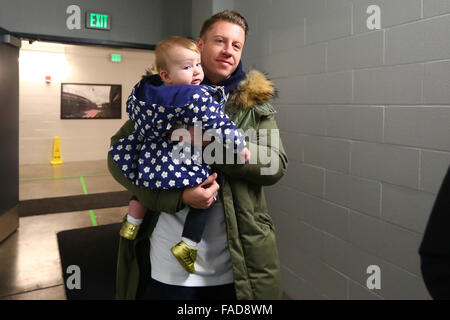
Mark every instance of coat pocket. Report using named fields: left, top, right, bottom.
left=254, top=211, right=275, bottom=232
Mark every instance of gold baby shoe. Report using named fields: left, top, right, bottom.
left=171, top=241, right=197, bottom=273
left=119, top=220, right=140, bottom=240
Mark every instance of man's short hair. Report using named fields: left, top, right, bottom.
left=154, top=36, right=200, bottom=73
left=199, top=10, right=249, bottom=39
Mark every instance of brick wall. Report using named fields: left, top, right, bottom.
left=236, top=0, right=450, bottom=299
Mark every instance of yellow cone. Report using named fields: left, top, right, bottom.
left=51, top=136, right=63, bottom=165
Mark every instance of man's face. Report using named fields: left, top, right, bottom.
left=197, top=21, right=245, bottom=84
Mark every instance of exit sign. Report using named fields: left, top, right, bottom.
left=111, top=54, right=122, bottom=62
left=86, top=11, right=111, bottom=30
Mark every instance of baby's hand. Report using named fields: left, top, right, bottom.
left=238, top=147, right=251, bottom=164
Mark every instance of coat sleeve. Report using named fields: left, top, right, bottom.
left=108, top=120, right=185, bottom=214
left=212, top=113, right=288, bottom=186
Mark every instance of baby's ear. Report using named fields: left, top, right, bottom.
left=160, top=70, right=170, bottom=83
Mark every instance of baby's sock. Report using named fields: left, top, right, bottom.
left=127, top=214, right=143, bottom=226
left=181, top=237, right=198, bottom=249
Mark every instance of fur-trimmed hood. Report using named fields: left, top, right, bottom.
left=140, top=69, right=276, bottom=110
left=230, top=70, right=276, bottom=110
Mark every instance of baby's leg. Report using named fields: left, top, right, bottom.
left=182, top=208, right=209, bottom=245
left=128, top=199, right=147, bottom=220
left=119, top=198, right=147, bottom=240
left=171, top=207, right=212, bottom=273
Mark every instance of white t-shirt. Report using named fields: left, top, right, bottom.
left=149, top=199, right=234, bottom=286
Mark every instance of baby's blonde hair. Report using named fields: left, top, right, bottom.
left=153, top=36, right=200, bottom=74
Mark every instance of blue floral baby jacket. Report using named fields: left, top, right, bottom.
left=109, top=80, right=246, bottom=189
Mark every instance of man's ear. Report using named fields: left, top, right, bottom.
left=160, top=70, right=170, bottom=83
left=196, top=37, right=204, bottom=51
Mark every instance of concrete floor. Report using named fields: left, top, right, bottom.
left=19, top=160, right=125, bottom=200
left=0, top=160, right=127, bottom=300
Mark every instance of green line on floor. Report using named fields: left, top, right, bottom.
left=89, top=210, right=98, bottom=227
left=80, top=176, right=98, bottom=227
left=80, top=176, right=88, bottom=195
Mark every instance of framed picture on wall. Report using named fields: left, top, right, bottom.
left=61, top=83, right=122, bottom=119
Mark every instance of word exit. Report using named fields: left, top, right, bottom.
left=66, top=5, right=111, bottom=31
left=87, top=12, right=110, bottom=30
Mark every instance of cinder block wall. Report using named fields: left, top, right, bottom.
left=237, top=0, right=450, bottom=299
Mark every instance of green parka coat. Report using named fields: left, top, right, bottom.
left=108, top=70, right=288, bottom=300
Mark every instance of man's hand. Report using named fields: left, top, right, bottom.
left=182, top=173, right=219, bottom=209
left=238, top=147, right=251, bottom=163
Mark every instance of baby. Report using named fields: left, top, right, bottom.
left=109, top=36, right=250, bottom=274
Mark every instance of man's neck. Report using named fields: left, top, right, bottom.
left=206, top=74, right=230, bottom=85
